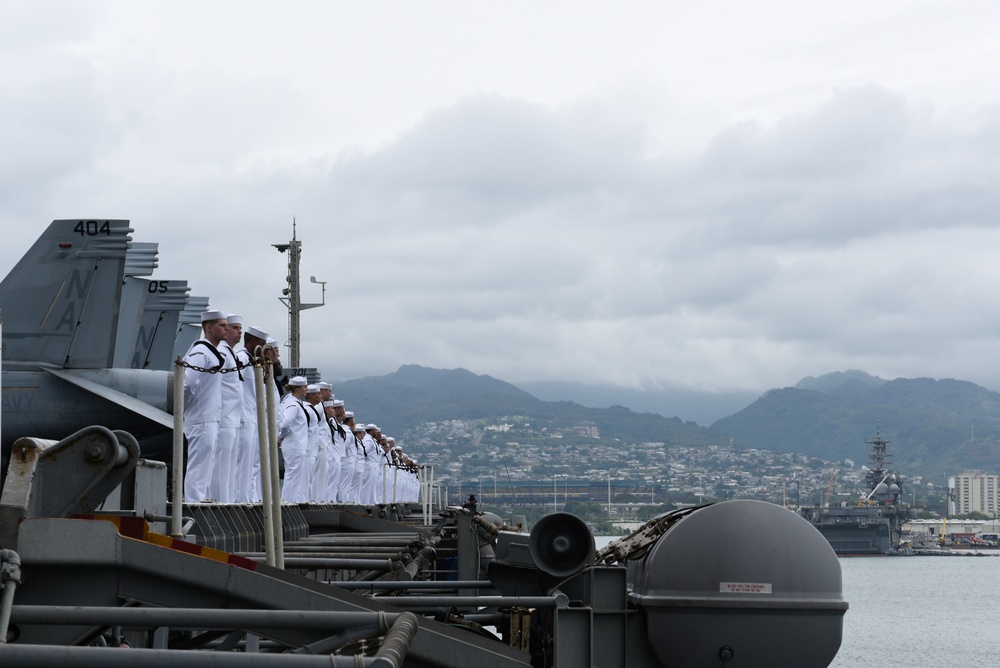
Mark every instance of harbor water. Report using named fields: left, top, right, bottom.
left=832, top=555, right=1000, bottom=667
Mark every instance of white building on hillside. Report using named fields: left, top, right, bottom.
left=948, top=470, right=999, bottom=517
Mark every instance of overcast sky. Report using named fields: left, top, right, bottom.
left=3, top=1, right=1000, bottom=403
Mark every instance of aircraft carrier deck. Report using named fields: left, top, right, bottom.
left=0, top=425, right=850, bottom=667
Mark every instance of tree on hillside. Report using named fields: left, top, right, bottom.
left=636, top=505, right=670, bottom=521
left=563, top=500, right=607, bottom=523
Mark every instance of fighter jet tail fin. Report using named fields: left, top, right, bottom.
left=128, top=278, right=191, bottom=370
left=0, top=219, right=133, bottom=368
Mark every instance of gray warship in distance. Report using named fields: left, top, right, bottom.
left=1, top=220, right=848, bottom=666
left=799, top=424, right=914, bottom=555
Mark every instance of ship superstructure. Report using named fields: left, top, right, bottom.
left=800, top=424, right=912, bottom=555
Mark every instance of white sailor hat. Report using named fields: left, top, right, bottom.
left=387, top=437, right=395, bottom=443
left=245, top=325, right=268, bottom=339
left=306, top=384, right=320, bottom=394
left=332, top=399, right=344, bottom=408
left=322, top=400, right=334, bottom=407
left=353, top=424, right=365, bottom=432
left=392, top=445, right=402, bottom=451
left=366, top=423, right=378, bottom=431
left=344, top=410, right=354, bottom=418
left=265, top=338, right=279, bottom=349
left=287, top=376, right=307, bottom=387
left=317, top=381, right=332, bottom=390
left=226, top=313, right=243, bottom=325
left=201, top=309, right=227, bottom=322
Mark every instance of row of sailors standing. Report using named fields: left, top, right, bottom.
left=182, top=309, right=421, bottom=505
left=277, top=377, right=419, bottom=505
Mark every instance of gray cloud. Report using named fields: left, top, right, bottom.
left=4, top=3, right=1000, bottom=404
left=290, top=87, right=1000, bottom=392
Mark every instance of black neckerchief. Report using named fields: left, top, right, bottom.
left=224, top=344, right=243, bottom=381
left=192, top=340, right=224, bottom=369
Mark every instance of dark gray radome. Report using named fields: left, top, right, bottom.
left=629, top=499, right=847, bottom=667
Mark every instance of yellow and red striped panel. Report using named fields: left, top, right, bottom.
left=72, top=514, right=258, bottom=571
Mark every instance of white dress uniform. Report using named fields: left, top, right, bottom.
left=375, top=448, right=392, bottom=503
left=411, top=469, right=420, bottom=503
left=182, top=338, right=224, bottom=502
left=212, top=339, right=242, bottom=503
left=325, top=414, right=344, bottom=503
left=336, top=427, right=355, bottom=503
left=302, top=398, right=320, bottom=502
left=350, top=429, right=367, bottom=503
left=234, top=344, right=258, bottom=503
left=361, top=432, right=379, bottom=505
left=277, top=393, right=311, bottom=503
left=370, top=442, right=383, bottom=504
left=307, top=400, right=328, bottom=503
left=406, top=467, right=418, bottom=503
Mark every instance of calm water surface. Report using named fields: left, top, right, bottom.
left=832, top=555, right=1000, bottom=667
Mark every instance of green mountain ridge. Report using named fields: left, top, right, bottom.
left=330, top=365, right=718, bottom=447
left=330, top=366, right=1000, bottom=480
left=713, top=373, right=1000, bottom=479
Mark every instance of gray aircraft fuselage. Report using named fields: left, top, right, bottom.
left=1, top=364, right=174, bottom=458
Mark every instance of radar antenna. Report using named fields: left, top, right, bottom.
left=273, top=219, right=325, bottom=366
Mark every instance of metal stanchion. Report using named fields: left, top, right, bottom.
left=428, top=465, right=435, bottom=524
left=264, top=362, right=284, bottom=569
left=253, top=359, right=275, bottom=567
left=171, top=358, right=186, bottom=538
left=0, top=550, right=22, bottom=645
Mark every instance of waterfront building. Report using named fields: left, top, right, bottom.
left=948, top=470, right=999, bottom=516
left=903, top=518, right=984, bottom=537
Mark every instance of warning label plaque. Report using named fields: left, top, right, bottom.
left=720, top=582, right=772, bottom=594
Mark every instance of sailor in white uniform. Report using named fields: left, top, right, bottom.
left=264, top=337, right=283, bottom=404
left=351, top=423, right=368, bottom=504
left=389, top=444, right=403, bottom=504
left=362, top=424, right=381, bottom=505
left=305, top=384, right=327, bottom=503
left=338, top=411, right=358, bottom=503
left=212, top=313, right=244, bottom=503
left=325, top=398, right=346, bottom=503
left=376, top=436, right=393, bottom=504
left=410, top=461, right=421, bottom=503
left=382, top=438, right=397, bottom=504
left=277, top=376, right=312, bottom=503
left=235, top=324, right=268, bottom=503
left=315, top=383, right=336, bottom=502
left=182, top=309, right=228, bottom=503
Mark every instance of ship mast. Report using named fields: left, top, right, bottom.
left=866, top=421, right=891, bottom=474
left=273, top=219, right=325, bottom=367
left=863, top=420, right=903, bottom=504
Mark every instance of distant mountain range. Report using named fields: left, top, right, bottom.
left=712, top=370, right=1000, bottom=480
left=515, top=380, right=757, bottom=427
left=330, top=364, right=716, bottom=447
left=331, top=365, right=1000, bottom=480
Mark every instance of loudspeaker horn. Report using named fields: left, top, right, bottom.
left=528, top=512, right=596, bottom=578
